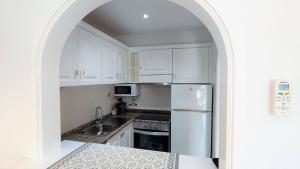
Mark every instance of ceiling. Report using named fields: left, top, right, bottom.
left=83, top=0, right=211, bottom=46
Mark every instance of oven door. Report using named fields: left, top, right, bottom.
left=134, top=129, right=169, bottom=152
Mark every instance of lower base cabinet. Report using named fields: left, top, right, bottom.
left=105, top=122, right=133, bottom=148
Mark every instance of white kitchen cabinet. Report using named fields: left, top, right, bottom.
left=120, top=123, right=134, bottom=147
left=107, top=134, right=121, bottom=147
left=100, top=42, right=128, bottom=83
left=77, top=28, right=100, bottom=82
left=60, top=22, right=129, bottom=86
left=139, top=49, right=172, bottom=75
left=106, top=122, right=133, bottom=148
left=116, top=47, right=128, bottom=83
left=173, top=48, right=209, bottom=83
left=101, top=42, right=117, bottom=82
left=60, top=28, right=78, bottom=86
left=60, top=27, right=101, bottom=86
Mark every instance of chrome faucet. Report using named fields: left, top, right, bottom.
left=95, top=106, right=103, bottom=136
left=95, top=106, right=103, bottom=125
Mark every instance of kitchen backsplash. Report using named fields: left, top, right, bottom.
left=60, top=85, right=114, bottom=133
left=123, top=85, right=171, bottom=109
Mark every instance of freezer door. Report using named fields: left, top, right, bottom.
left=171, top=84, right=212, bottom=111
left=171, top=110, right=212, bottom=157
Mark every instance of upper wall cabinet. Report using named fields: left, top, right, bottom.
left=60, top=28, right=78, bottom=85
left=130, top=44, right=213, bottom=84
left=60, top=22, right=129, bottom=87
left=138, top=49, right=172, bottom=83
left=139, top=49, right=172, bottom=75
left=173, top=48, right=209, bottom=83
left=77, top=28, right=100, bottom=82
left=116, top=47, right=129, bottom=83
left=101, top=41, right=117, bottom=82
left=100, top=41, right=128, bottom=83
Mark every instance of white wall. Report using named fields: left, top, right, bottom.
left=1, top=0, right=300, bottom=169
left=123, top=85, right=171, bottom=109
left=60, top=85, right=113, bottom=133
left=0, top=0, right=67, bottom=167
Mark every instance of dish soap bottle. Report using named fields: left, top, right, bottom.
left=110, top=97, right=117, bottom=116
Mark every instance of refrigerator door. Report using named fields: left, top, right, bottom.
left=171, top=110, right=212, bottom=157
left=171, top=84, right=212, bottom=111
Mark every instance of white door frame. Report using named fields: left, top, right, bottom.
left=36, top=0, right=234, bottom=168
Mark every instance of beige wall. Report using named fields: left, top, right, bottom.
left=60, top=84, right=170, bottom=134
left=123, top=85, right=171, bottom=109
left=60, top=85, right=114, bottom=133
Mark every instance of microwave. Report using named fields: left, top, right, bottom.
left=115, top=84, right=139, bottom=97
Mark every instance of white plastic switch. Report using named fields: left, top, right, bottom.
left=271, top=80, right=291, bottom=116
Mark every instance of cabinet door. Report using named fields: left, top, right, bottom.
left=173, top=48, right=209, bottom=83
left=127, top=124, right=134, bottom=148
left=120, top=130, right=129, bottom=147
left=77, top=28, right=100, bottom=82
left=111, top=137, right=121, bottom=147
left=101, top=41, right=117, bottom=82
left=121, top=123, right=134, bottom=148
left=139, top=49, right=172, bottom=75
left=60, top=28, right=78, bottom=86
left=116, top=47, right=128, bottom=83
left=107, top=134, right=121, bottom=147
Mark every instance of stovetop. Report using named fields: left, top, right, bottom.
left=135, top=112, right=171, bottom=122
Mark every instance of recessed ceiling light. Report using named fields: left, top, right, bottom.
left=143, top=14, right=149, bottom=19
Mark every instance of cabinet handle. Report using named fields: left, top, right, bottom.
left=79, top=70, right=85, bottom=78
left=74, top=70, right=79, bottom=79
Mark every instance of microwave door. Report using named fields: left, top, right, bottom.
left=115, top=86, right=131, bottom=95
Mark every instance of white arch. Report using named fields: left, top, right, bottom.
left=36, top=0, right=234, bottom=168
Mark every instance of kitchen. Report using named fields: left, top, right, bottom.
left=58, top=0, right=218, bottom=168
left=3, top=0, right=299, bottom=168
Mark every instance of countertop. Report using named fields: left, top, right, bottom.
left=43, top=141, right=217, bottom=169
left=48, top=143, right=178, bottom=169
left=17, top=140, right=216, bottom=169
left=62, top=113, right=138, bottom=144
left=62, top=111, right=171, bottom=144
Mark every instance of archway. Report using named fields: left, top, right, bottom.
left=37, top=0, right=234, bottom=168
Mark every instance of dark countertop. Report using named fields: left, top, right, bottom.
left=62, top=112, right=139, bottom=144
left=62, top=110, right=171, bottom=144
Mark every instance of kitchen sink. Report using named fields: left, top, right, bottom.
left=78, top=116, right=130, bottom=136
left=78, top=124, right=117, bottom=135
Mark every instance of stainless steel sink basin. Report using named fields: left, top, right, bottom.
left=78, top=116, right=130, bottom=136
left=78, top=124, right=117, bottom=135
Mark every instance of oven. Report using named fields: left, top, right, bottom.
left=134, top=121, right=170, bottom=152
